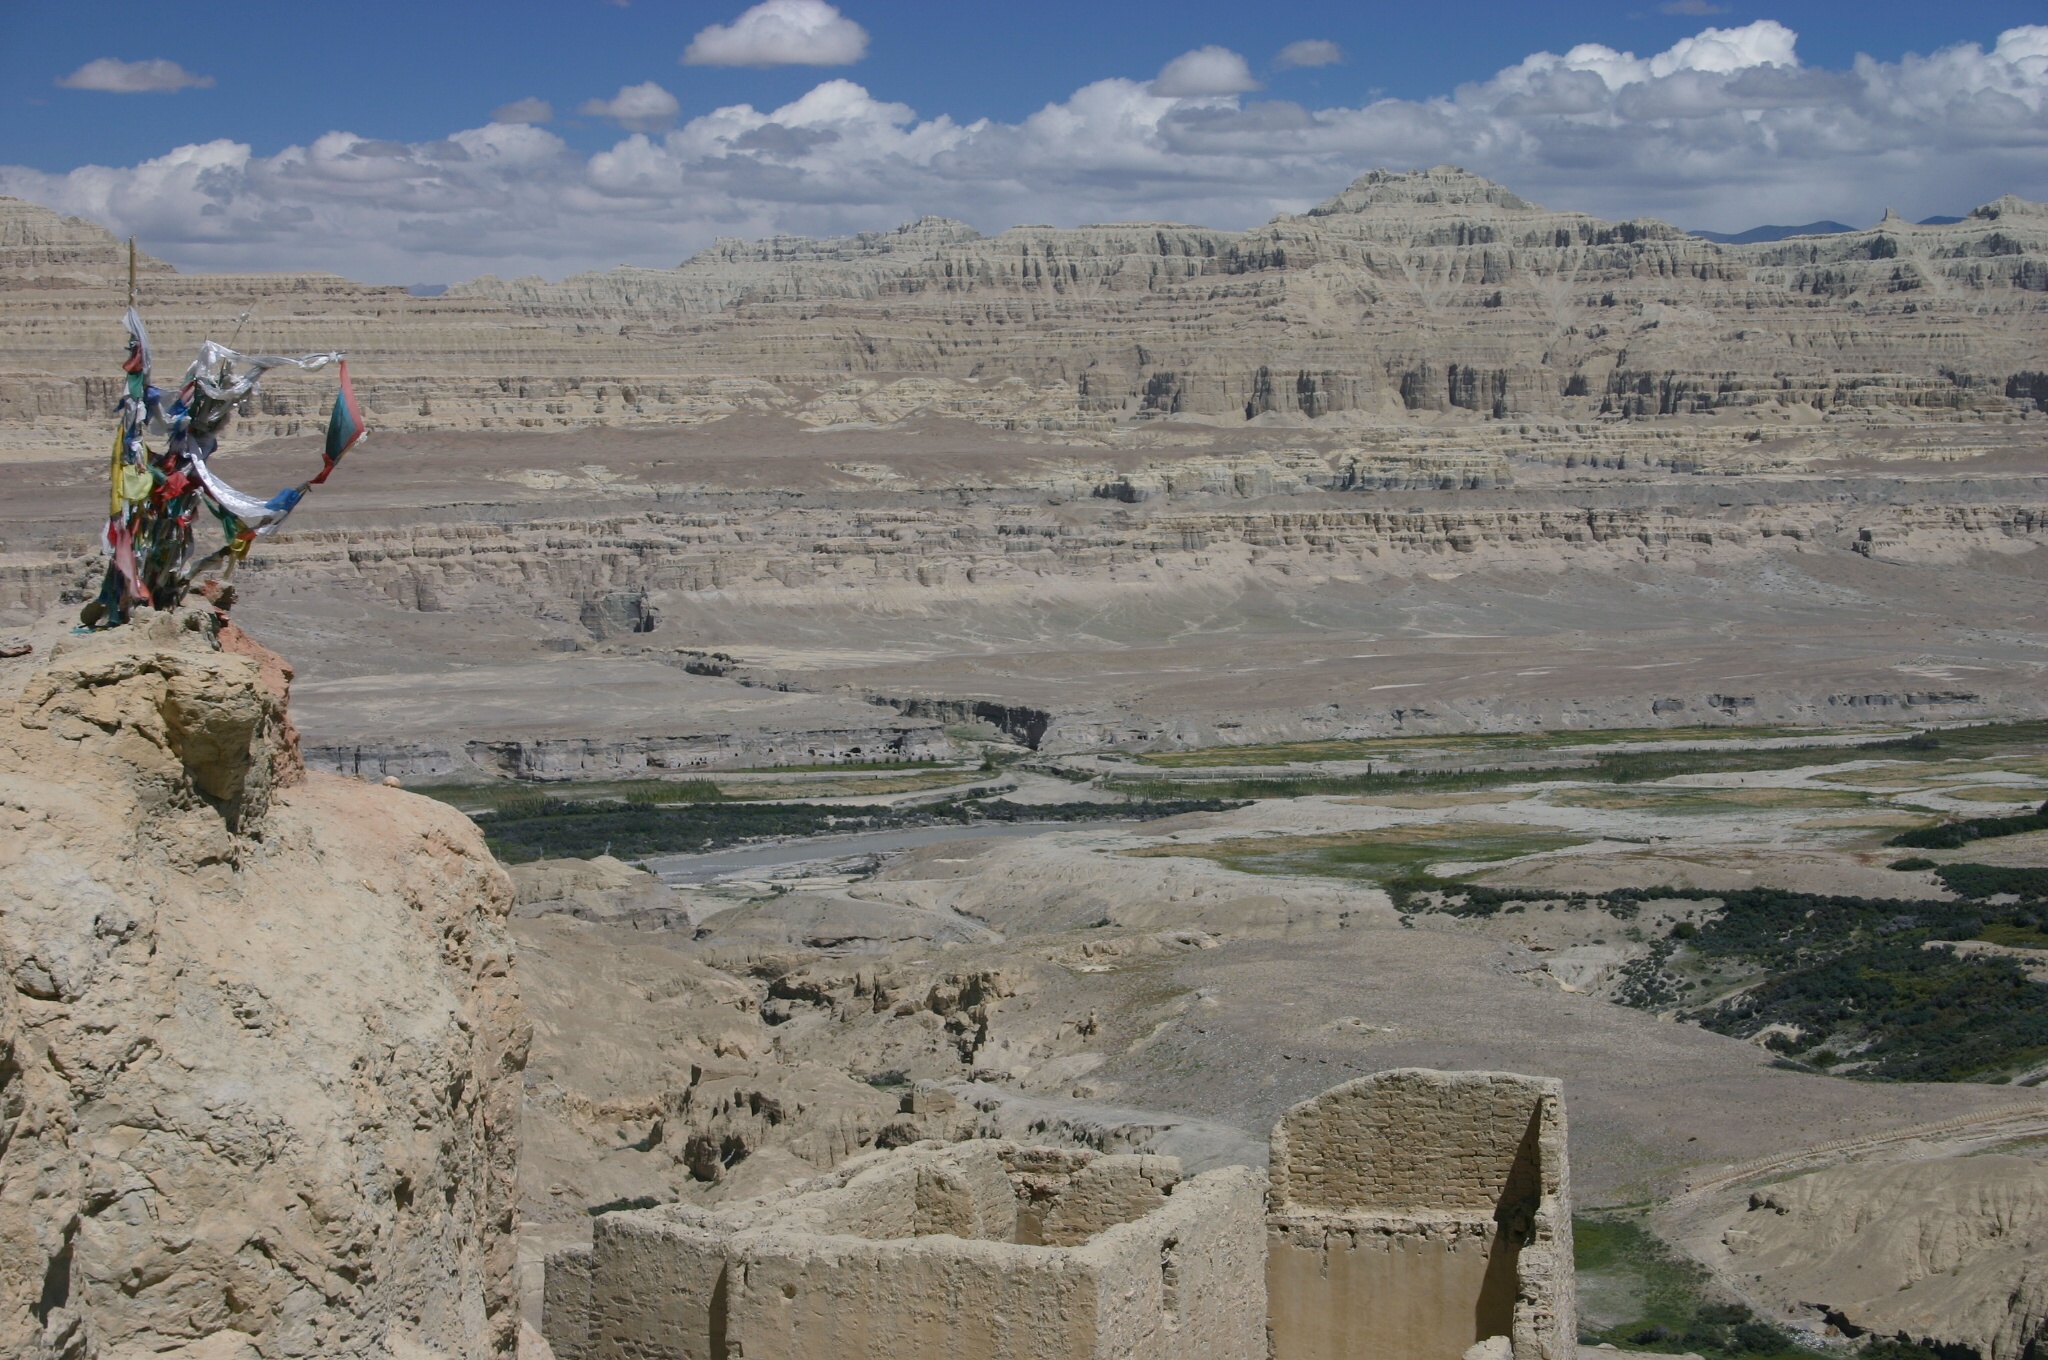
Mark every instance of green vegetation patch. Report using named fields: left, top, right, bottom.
left=1888, top=800, right=2048, bottom=849
left=451, top=793, right=1245, bottom=864
left=1717, top=939, right=2048, bottom=1082
left=1136, top=725, right=1846, bottom=769
left=1549, top=787, right=1871, bottom=813
left=716, top=768, right=989, bottom=799
left=1126, top=823, right=1587, bottom=883
left=410, top=778, right=730, bottom=817
left=1392, top=872, right=2048, bottom=1082
left=1978, top=922, right=2048, bottom=949
left=1574, top=1215, right=1814, bottom=1360
left=1105, top=730, right=1984, bottom=802
left=1936, top=863, right=2048, bottom=901
left=1939, top=784, right=2048, bottom=803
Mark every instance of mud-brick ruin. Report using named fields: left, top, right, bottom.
left=540, top=1068, right=1574, bottom=1360
left=1268, top=1069, right=1575, bottom=1360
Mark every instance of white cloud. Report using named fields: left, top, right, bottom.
left=6, top=21, right=2046, bottom=281
left=1151, top=46, right=1262, bottom=98
left=491, top=97, right=553, bottom=125
left=684, top=0, right=868, bottom=68
left=1274, top=40, right=1343, bottom=71
left=1495, top=19, right=1800, bottom=96
left=57, top=58, right=213, bottom=93
left=579, top=82, right=681, bottom=132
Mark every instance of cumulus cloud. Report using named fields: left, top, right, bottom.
left=57, top=58, right=213, bottom=93
left=1274, top=40, right=1344, bottom=71
left=491, top=97, right=553, bottom=125
left=6, top=20, right=2046, bottom=281
left=579, top=82, right=681, bottom=132
left=1151, top=46, right=1262, bottom=98
left=684, top=0, right=868, bottom=67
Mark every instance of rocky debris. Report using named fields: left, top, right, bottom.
left=689, top=889, right=1002, bottom=956
left=1716, top=1154, right=2048, bottom=1360
left=511, top=914, right=918, bottom=1221
left=507, top=855, right=694, bottom=929
left=867, top=832, right=1372, bottom=937
left=0, top=607, right=526, bottom=1359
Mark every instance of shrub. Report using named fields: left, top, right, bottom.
left=1888, top=801, right=2048, bottom=850
left=1734, top=1322, right=1795, bottom=1354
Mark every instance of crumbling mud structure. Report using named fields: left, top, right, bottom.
left=540, top=1068, right=1573, bottom=1360
left=1267, top=1070, right=1576, bottom=1360
left=542, top=1140, right=1267, bottom=1360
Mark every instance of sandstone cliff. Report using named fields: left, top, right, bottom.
left=0, top=608, right=527, bottom=1358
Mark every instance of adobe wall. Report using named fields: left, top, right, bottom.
left=1267, top=1069, right=1575, bottom=1360
left=539, top=1069, right=1575, bottom=1360
left=546, top=1140, right=1266, bottom=1360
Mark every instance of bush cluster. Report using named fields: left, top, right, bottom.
left=1887, top=800, right=2048, bottom=849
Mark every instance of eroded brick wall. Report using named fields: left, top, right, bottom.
left=1266, top=1069, right=1574, bottom=1360
left=550, top=1140, right=1265, bottom=1360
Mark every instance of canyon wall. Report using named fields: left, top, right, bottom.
left=6, top=168, right=2048, bottom=455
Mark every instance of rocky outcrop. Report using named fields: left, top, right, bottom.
left=1721, top=1155, right=2048, bottom=1360
left=0, top=608, right=527, bottom=1358
left=510, top=912, right=952, bottom=1226
left=0, top=198, right=172, bottom=280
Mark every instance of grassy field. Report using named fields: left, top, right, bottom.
left=405, top=766, right=988, bottom=814
left=1574, top=1215, right=1814, bottom=1360
left=1125, top=823, right=1589, bottom=883
left=1547, top=787, right=1873, bottom=813
left=436, top=792, right=1243, bottom=864
left=712, top=768, right=989, bottom=799
left=1106, top=722, right=2048, bottom=803
left=1134, top=724, right=1854, bottom=769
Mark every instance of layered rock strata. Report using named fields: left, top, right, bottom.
left=0, top=608, right=527, bottom=1358
left=6, top=169, right=2048, bottom=454
left=10, top=429, right=2047, bottom=760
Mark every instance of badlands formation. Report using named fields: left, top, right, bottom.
left=2, top=166, right=2048, bottom=1360
left=3, top=168, right=2048, bottom=763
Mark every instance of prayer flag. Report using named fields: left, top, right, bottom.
left=315, top=360, right=364, bottom=482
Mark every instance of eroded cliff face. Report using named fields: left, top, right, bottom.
left=1716, top=1155, right=2048, bottom=1360
left=0, top=608, right=527, bottom=1359
left=5, top=169, right=2048, bottom=453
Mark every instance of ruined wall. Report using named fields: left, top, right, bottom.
left=543, top=1073, right=1576, bottom=1360
left=1267, top=1069, right=1574, bottom=1360
left=548, top=1140, right=1266, bottom=1360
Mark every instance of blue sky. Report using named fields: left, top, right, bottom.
left=4, top=2, right=2045, bottom=281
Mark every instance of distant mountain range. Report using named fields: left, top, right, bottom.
left=1691, top=216, right=1964, bottom=245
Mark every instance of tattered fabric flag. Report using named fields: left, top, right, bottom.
left=120, top=306, right=151, bottom=376
left=311, top=359, right=364, bottom=485
left=188, top=456, right=307, bottom=534
left=81, top=305, right=366, bottom=630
